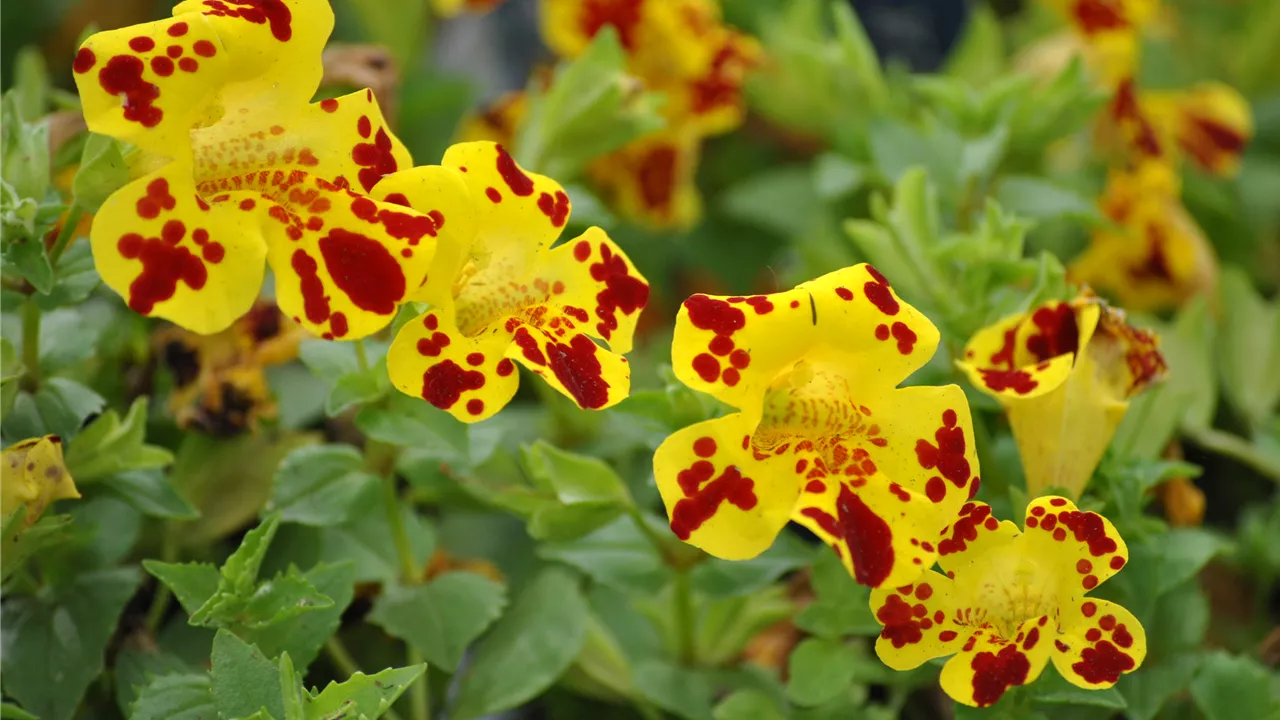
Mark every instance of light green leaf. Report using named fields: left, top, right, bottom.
left=793, top=549, right=877, bottom=638
left=692, top=531, right=809, bottom=599
left=249, top=562, right=356, bottom=669
left=72, top=133, right=129, bottom=212
left=539, top=515, right=672, bottom=595
left=520, top=440, right=632, bottom=506
left=210, top=630, right=284, bottom=720
left=634, top=659, right=714, bottom=720
left=1117, top=653, right=1200, bottom=720
left=713, top=689, right=789, bottom=720
left=143, top=560, right=221, bottom=615
left=63, top=397, right=171, bottom=482
left=355, top=392, right=469, bottom=467
left=785, top=638, right=859, bottom=707
left=269, top=444, right=378, bottom=526
left=369, top=571, right=508, bottom=672
left=103, top=469, right=198, bottom=519
left=129, top=673, right=217, bottom=720
left=304, top=663, right=426, bottom=720
left=1218, top=267, right=1280, bottom=429
left=1190, top=652, right=1278, bottom=720
left=993, top=175, right=1101, bottom=223
left=1, top=512, right=73, bottom=582
left=0, top=703, right=41, bottom=720
left=114, top=647, right=196, bottom=715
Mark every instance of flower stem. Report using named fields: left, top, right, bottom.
left=408, top=646, right=429, bottom=720
left=20, top=297, right=41, bottom=392
left=48, top=204, right=84, bottom=267
left=144, top=525, right=178, bottom=633
left=354, top=338, right=370, bottom=372
left=1187, top=427, right=1280, bottom=484
left=380, top=472, right=422, bottom=584
left=673, top=568, right=696, bottom=666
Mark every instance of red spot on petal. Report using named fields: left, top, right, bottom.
left=118, top=232, right=208, bottom=314
left=926, top=477, right=946, bottom=503
left=863, top=265, right=899, bottom=316
left=537, top=190, right=570, bottom=227
left=193, top=39, right=217, bottom=57
left=835, top=287, right=854, bottom=301
left=422, top=359, right=485, bottom=409
left=495, top=144, right=534, bottom=196
left=590, top=243, right=649, bottom=340
left=670, top=465, right=757, bottom=540
left=693, top=437, right=716, bottom=457
left=149, top=56, right=174, bottom=76
left=1072, top=641, right=1134, bottom=684
left=466, top=352, right=485, bottom=366
left=178, top=57, right=199, bottom=72
left=978, top=368, right=1039, bottom=394
left=202, top=0, right=293, bottom=41
left=496, top=358, right=514, bottom=376
left=875, top=324, right=890, bottom=341
left=318, top=228, right=406, bottom=314
left=1110, top=556, right=1126, bottom=570
left=99, top=55, right=163, bottom=127
left=891, top=322, right=917, bottom=354
left=708, top=335, right=734, bottom=355
left=321, top=98, right=339, bottom=112
left=485, top=187, right=502, bottom=203
left=971, top=644, right=1031, bottom=707
left=574, top=241, right=591, bottom=262
left=914, top=410, right=971, bottom=488
left=692, top=353, right=720, bottom=382
left=722, top=368, right=740, bottom=386
left=129, top=36, right=155, bottom=52
left=352, top=128, right=399, bottom=192
left=467, top=398, right=485, bottom=415
left=168, top=22, right=189, bottom=36
left=291, top=249, right=330, bottom=324
left=73, top=48, right=96, bottom=74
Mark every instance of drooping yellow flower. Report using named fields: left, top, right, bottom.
left=654, top=265, right=981, bottom=588
left=870, top=497, right=1145, bottom=707
left=72, top=0, right=453, bottom=338
left=1041, top=0, right=1157, bottom=85
left=382, top=141, right=649, bottom=422
left=1071, top=163, right=1217, bottom=312
left=157, top=302, right=302, bottom=435
left=958, top=293, right=1166, bottom=498
left=2, top=436, right=79, bottom=525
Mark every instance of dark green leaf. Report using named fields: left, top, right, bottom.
left=692, top=531, right=809, bottom=599
left=114, top=647, right=196, bottom=716
left=210, top=630, right=284, bottom=720
left=35, top=240, right=99, bottom=310
left=6, top=377, right=105, bottom=441
left=304, top=663, right=426, bottom=720
left=269, top=444, right=378, bottom=526
left=355, top=393, right=469, bottom=467
left=634, top=659, right=714, bottom=720
left=369, top=571, right=508, bottom=672
left=248, top=561, right=355, bottom=669
left=1116, top=653, right=1200, bottom=720
left=713, top=689, right=789, bottom=720
left=450, top=567, right=590, bottom=720
left=785, top=638, right=860, bottom=707
left=143, top=560, right=221, bottom=615
left=0, top=703, right=41, bottom=720
left=1189, top=652, right=1278, bottom=720
left=539, top=515, right=672, bottom=595
left=1, top=512, right=73, bottom=582
left=794, top=549, right=877, bottom=638
left=103, top=469, right=197, bottom=519
left=129, top=673, right=216, bottom=720
left=1030, top=663, right=1127, bottom=708
left=73, top=133, right=129, bottom=212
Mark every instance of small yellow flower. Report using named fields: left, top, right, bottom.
left=455, top=91, right=529, bottom=146
left=1157, top=476, right=1204, bottom=527
left=1042, top=0, right=1157, bottom=85
left=1, top=436, right=79, bottom=525
left=958, top=293, right=1167, bottom=498
left=1104, top=79, right=1253, bottom=177
left=157, top=302, right=302, bottom=435
left=1071, top=163, right=1217, bottom=312
left=654, top=265, right=981, bottom=588
left=589, top=130, right=703, bottom=231
left=383, top=141, right=649, bottom=421
left=73, top=0, right=448, bottom=338
left=870, top=497, right=1145, bottom=707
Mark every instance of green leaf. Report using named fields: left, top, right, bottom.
left=1217, top=267, right=1280, bottom=429
left=692, top=531, right=808, bottom=599
left=0, top=703, right=41, bottom=720
left=785, top=638, right=860, bottom=707
left=720, top=167, right=824, bottom=238
left=713, top=689, right=789, bottom=720
left=129, top=673, right=217, bottom=720
left=1116, top=653, right=1200, bottom=720
left=63, top=397, right=173, bottom=482
left=114, top=647, right=196, bottom=715
left=0, top=567, right=141, bottom=720
left=1, top=512, right=73, bottom=582
left=515, top=27, right=666, bottom=177
left=248, top=562, right=355, bottom=669
left=299, top=337, right=391, bottom=416
left=520, top=440, right=633, bottom=506
left=35, top=239, right=101, bottom=311
left=634, top=659, right=715, bottom=720
left=355, top=392, right=469, bottom=467
left=72, top=133, right=129, bottom=212
left=341, top=0, right=428, bottom=68
left=811, top=153, right=866, bottom=201
left=943, top=3, right=1004, bottom=84
left=220, top=512, right=281, bottom=593
left=1190, top=652, right=1278, bottom=720
left=269, top=504, right=434, bottom=585
left=1139, top=528, right=1228, bottom=596
left=1030, top=664, right=1127, bottom=708
left=144, top=560, right=221, bottom=615
left=992, top=176, right=1101, bottom=223
left=279, top=653, right=305, bottom=720
left=269, top=444, right=378, bottom=526
left=103, top=469, right=198, bottom=519
left=1, top=92, right=50, bottom=201
left=794, top=549, right=878, bottom=638
left=210, top=630, right=285, bottom=720
left=539, top=515, right=672, bottom=595
left=369, top=571, right=508, bottom=672
left=193, top=564, right=334, bottom=631
left=304, top=663, right=426, bottom=720
left=450, top=567, right=590, bottom=720
left=5, top=377, right=105, bottom=441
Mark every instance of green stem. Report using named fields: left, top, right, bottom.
left=48, top=204, right=84, bottom=267
left=673, top=569, right=695, bottom=666
left=408, top=646, right=429, bottom=720
left=380, top=473, right=422, bottom=583
left=327, top=637, right=408, bottom=720
left=354, top=338, right=370, bottom=372
left=20, top=297, right=41, bottom=392
left=144, top=525, right=178, bottom=633
left=1187, top=427, right=1280, bottom=484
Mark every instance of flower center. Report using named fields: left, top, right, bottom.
left=965, top=547, right=1059, bottom=639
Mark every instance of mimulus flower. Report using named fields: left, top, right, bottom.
left=589, top=130, right=703, bottom=230
left=870, top=497, right=1145, bottom=707
left=654, top=265, right=981, bottom=588
left=383, top=142, right=649, bottom=422
left=2, top=436, right=79, bottom=525
left=957, top=293, right=1166, bottom=498
left=1042, top=0, right=1156, bottom=85
left=1104, top=80, right=1253, bottom=177
left=73, top=0, right=449, bottom=338
left=1071, top=163, right=1217, bottom=312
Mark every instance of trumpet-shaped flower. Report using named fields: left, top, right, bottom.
left=2, top=436, right=79, bottom=525
left=870, top=497, right=1145, bottom=707
left=383, top=141, right=649, bottom=422
left=1042, top=0, right=1157, bottom=85
left=1071, top=163, right=1217, bottom=311
left=654, top=265, right=981, bottom=588
left=958, top=293, right=1166, bottom=498
left=73, top=0, right=448, bottom=338
left=1106, top=79, right=1253, bottom=176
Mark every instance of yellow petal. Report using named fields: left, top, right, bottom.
left=869, top=571, right=964, bottom=670
left=387, top=308, right=519, bottom=422
left=658, top=30, right=761, bottom=136
left=1021, top=496, right=1129, bottom=599
left=1145, top=82, right=1253, bottom=177
left=935, top=501, right=1021, bottom=577
left=653, top=412, right=799, bottom=560
left=91, top=164, right=267, bottom=334
left=1, top=436, right=79, bottom=525
left=1051, top=598, right=1146, bottom=689
left=536, top=227, right=650, bottom=355
left=867, top=385, right=981, bottom=510
left=939, top=618, right=1054, bottom=708
left=956, top=311, right=1075, bottom=401
left=507, top=309, right=632, bottom=410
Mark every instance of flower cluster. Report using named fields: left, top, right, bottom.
left=1041, top=0, right=1253, bottom=311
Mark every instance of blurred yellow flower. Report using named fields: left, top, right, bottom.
left=958, top=293, right=1166, bottom=498
left=589, top=130, right=703, bottom=230
left=73, top=0, right=441, bottom=338
left=1041, top=0, right=1157, bottom=85
left=1105, top=80, right=1253, bottom=177
left=871, top=497, right=1145, bottom=707
left=654, top=265, right=980, bottom=588
left=2, top=436, right=79, bottom=525
left=1071, top=163, right=1217, bottom=312
left=383, top=142, right=649, bottom=421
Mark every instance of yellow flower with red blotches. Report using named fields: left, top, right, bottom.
left=589, top=130, right=703, bottom=231
left=1041, top=0, right=1157, bottom=85
left=2, top=436, right=79, bottom=525
left=1105, top=79, right=1253, bottom=177
left=1071, top=163, right=1217, bottom=312
left=654, top=265, right=982, bottom=588
left=382, top=141, right=649, bottom=422
left=72, top=0, right=452, bottom=339
left=870, top=496, right=1145, bottom=707
left=958, top=293, right=1166, bottom=498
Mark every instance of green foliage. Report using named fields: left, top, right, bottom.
left=368, top=571, right=508, bottom=672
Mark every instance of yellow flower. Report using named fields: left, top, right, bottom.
left=589, top=130, right=703, bottom=231
left=958, top=293, right=1166, bottom=498
left=455, top=91, right=529, bottom=146
left=157, top=302, right=302, bottom=435
left=1042, top=0, right=1157, bottom=85
left=870, top=497, right=1145, bottom=707
left=1071, top=163, right=1217, bottom=312
left=72, top=0, right=450, bottom=338
left=431, top=0, right=506, bottom=17
left=1105, top=79, right=1253, bottom=177
left=2, top=436, right=79, bottom=525
left=383, top=141, right=650, bottom=421
left=654, top=265, right=981, bottom=588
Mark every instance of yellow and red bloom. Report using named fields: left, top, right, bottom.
left=73, top=0, right=449, bottom=338
left=589, top=130, right=703, bottom=230
left=1111, top=81, right=1254, bottom=177
left=2, top=436, right=79, bottom=525
left=957, top=293, right=1166, bottom=498
left=1071, top=163, right=1217, bottom=312
left=1042, top=0, right=1157, bottom=85
left=870, top=497, right=1145, bottom=707
left=383, top=141, right=649, bottom=422
left=654, top=265, right=981, bottom=588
